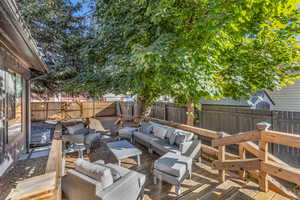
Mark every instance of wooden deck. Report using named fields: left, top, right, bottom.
left=64, top=142, right=288, bottom=200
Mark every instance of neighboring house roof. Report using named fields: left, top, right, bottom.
left=0, top=0, right=47, bottom=72
left=200, top=90, right=275, bottom=107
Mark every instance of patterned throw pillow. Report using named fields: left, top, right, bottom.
left=153, top=125, right=168, bottom=139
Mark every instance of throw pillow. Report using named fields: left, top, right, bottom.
left=75, top=159, right=113, bottom=190
left=85, top=133, right=101, bottom=145
left=165, top=127, right=176, bottom=139
left=174, top=133, right=186, bottom=147
left=175, top=130, right=194, bottom=142
left=67, top=123, right=85, bottom=135
left=93, top=161, right=121, bottom=182
left=140, top=122, right=154, bottom=134
left=169, top=132, right=177, bottom=145
left=153, top=125, right=168, bottom=139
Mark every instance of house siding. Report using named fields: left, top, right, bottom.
left=268, top=79, right=300, bottom=112
left=0, top=0, right=46, bottom=176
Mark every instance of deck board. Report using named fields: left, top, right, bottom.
left=64, top=141, right=289, bottom=200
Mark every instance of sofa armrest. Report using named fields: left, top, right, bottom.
left=183, top=139, right=201, bottom=160
left=62, top=169, right=99, bottom=200
left=179, top=141, right=193, bottom=154
left=96, top=171, right=145, bottom=200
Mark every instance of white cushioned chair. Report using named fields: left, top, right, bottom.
left=62, top=159, right=146, bottom=200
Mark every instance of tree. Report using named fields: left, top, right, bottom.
left=16, top=0, right=90, bottom=95
left=53, top=0, right=300, bottom=117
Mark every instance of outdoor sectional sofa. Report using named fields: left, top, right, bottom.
left=132, top=122, right=201, bottom=160
left=119, top=121, right=201, bottom=195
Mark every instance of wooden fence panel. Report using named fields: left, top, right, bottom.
left=112, top=101, right=300, bottom=166
left=31, top=101, right=116, bottom=121
left=166, top=103, right=187, bottom=124
left=151, top=102, right=166, bottom=120
left=271, top=111, right=300, bottom=167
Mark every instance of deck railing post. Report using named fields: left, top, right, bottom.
left=257, top=122, right=271, bottom=192
left=217, top=131, right=226, bottom=183
left=239, top=144, right=246, bottom=180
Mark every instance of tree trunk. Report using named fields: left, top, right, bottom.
left=187, top=100, right=194, bottom=126
left=136, top=97, right=151, bottom=117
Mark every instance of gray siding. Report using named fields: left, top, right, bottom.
left=269, top=79, right=300, bottom=112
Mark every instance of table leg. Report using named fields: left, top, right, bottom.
left=79, top=149, right=83, bottom=158
left=137, top=155, right=141, bottom=166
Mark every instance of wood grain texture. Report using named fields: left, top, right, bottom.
left=212, top=158, right=260, bottom=171
left=212, top=131, right=260, bottom=147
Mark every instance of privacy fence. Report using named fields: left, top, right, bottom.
left=31, top=101, right=116, bottom=121
left=118, top=102, right=300, bottom=167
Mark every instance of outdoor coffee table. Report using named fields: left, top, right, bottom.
left=106, top=140, right=142, bottom=166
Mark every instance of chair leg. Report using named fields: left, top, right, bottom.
left=175, top=185, right=181, bottom=195
left=153, top=175, right=157, bottom=184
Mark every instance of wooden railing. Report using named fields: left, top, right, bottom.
left=117, top=116, right=299, bottom=199
left=12, top=122, right=64, bottom=200
left=45, top=122, right=63, bottom=200
left=211, top=122, right=300, bottom=198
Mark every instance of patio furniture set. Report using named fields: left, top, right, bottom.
left=61, top=118, right=201, bottom=200
left=119, top=121, right=201, bottom=195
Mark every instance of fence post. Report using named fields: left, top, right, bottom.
left=257, top=122, right=271, bottom=192
left=80, top=102, right=83, bottom=118
left=164, top=103, right=168, bottom=121
left=217, top=131, right=226, bottom=183
left=239, top=144, right=246, bottom=180
left=187, top=100, right=194, bottom=126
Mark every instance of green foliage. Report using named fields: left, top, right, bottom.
left=16, top=0, right=89, bottom=95
left=18, top=0, right=300, bottom=107
left=73, top=0, right=299, bottom=107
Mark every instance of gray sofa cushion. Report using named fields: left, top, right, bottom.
left=153, top=125, right=168, bottom=139
left=140, top=122, right=154, bottom=134
left=119, top=127, right=138, bottom=138
left=175, top=129, right=194, bottom=142
left=154, top=152, right=192, bottom=178
left=175, top=134, right=186, bottom=147
left=169, top=132, right=177, bottom=145
left=151, top=138, right=180, bottom=155
left=133, top=131, right=157, bottom=143
left=67, top=123, right=85, bottom=135
left=85, top=133, right=101, bottom=145
left=75, top=159, right=113, bottom=190
left=165, top=127, right=176, bottom=139
left=94, top=161, right=125, bottom=182
left=74, top=127, right=90, bottom=135
left=174, top=129, right=194, bottom=146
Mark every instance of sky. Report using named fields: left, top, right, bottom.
left=71, top=0, right=93, bottom=16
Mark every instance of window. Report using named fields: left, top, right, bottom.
left=7, top=73, right=22, bottom=143
left=0, top=70, right=5, bottom=163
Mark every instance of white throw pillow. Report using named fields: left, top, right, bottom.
left=153, top=125, right=168, bottom=139
left=75, top=159, right=113, bottom=190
